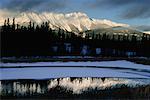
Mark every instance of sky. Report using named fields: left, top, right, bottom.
left=0, top=0, right=150, bottom=31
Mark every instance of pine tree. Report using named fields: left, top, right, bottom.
left=12, top=18, right=15, bottom=30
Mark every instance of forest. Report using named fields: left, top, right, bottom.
left=1, top=18, right=150, bottom=57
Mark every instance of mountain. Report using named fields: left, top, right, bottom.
left=85, top=26, right=144, bottom=38
left=0, top=12, right=129, bottom=33
left=144, top=31, right=150, bottom=34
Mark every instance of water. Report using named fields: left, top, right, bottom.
left=0, top=61, right=150, bottom=99
left=0, top=77, right=150, bottom=99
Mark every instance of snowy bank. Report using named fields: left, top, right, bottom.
left=0, top=60, right=150, bottom=80
left=0, top=67, right=150, bottom=80
left=1, top=60, right=150, bottom=70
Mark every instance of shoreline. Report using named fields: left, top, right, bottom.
left=1, top=56, right=150, bottom=65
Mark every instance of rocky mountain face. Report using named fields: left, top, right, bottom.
left=0, top=12, right=129, bottom=32
left=1, top=11, right=149, bottom=37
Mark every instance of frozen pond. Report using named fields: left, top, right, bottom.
left=0, top=60, right=150, bottom=80
left=0, top=60, right=150, bottom=99
left=0, top=67, right=150, bottom=80
left=1, top=60, right=150, bottom=70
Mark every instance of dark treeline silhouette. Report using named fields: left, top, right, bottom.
left=1, top=18, right=150, bottom=57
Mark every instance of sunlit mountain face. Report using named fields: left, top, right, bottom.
left=0, top=11, right=149, bottom=36
left=0, top=0, right=150, bottom=33
left=0, top=12, right=129, bottom=32
left=0, top=11, right=148, bottom=37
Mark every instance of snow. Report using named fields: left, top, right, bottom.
left=0, top=11, right=129, bottom=32
left=1, top=60, right=150, bottom=71
left=0, top=60, right=150, bottom=80
left=0, top=67, right=150, bottom=80
left=1, top=60, right=150, bottom=94
left=92, top=19, right=129, bottom=28
left=144, top=31, right=150, bottom=34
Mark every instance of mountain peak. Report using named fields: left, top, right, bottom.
left=0, top=11, right=129, bottom=32
left=65, top=12, right=88, bottom=18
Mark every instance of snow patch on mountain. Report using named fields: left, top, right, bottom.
left=144, top=31, right=150, bottom=34
left=0, top=17, right=4, bottom=26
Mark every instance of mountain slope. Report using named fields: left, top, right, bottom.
left=0, top=12, right=129, bottom=32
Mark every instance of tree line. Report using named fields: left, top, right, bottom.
left=1, top=18, right=150, bottom=57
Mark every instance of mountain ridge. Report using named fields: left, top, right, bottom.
left=0, top=11, right=129, bottom=32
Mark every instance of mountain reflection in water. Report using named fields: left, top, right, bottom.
left=0, top=77, right=150, bottom=99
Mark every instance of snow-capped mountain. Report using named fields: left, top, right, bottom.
left=144, top=31, right=150, bottom=34
left=0, top=12, right=129, bottom=32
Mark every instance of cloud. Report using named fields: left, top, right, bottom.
left=121, top=5, right=150, bottom=19
left=0, top=0, right=69, bottom=12
left=89, top=0, right=135, bottom=8
left=0, top=9, right=19, bottom=18
left=136, top=25, right=150, bottom=31
left=88, top=0, right=150, bottom=19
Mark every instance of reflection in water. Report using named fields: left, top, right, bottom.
left=0, top=77, right=150, bottom=98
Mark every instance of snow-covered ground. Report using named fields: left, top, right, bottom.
left=1, top=60, right=150, bottom=70
left=0, top=60, right=150, bottom=80
left=1, top=67, right=150, bottom=80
